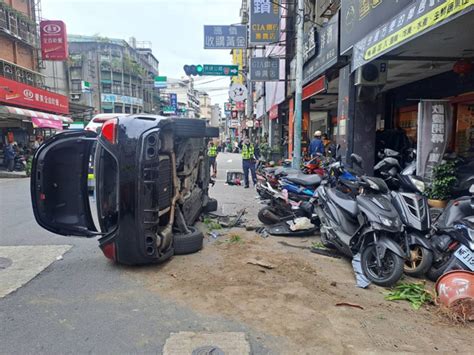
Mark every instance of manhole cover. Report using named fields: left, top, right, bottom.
left=0, top=257, right=12, bottom=270
left=192, top=345, right=225, bottom=355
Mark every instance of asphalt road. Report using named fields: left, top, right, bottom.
left=0, top=154, right=274, bottom=354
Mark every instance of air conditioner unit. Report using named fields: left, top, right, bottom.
left=355, top=61, right=388, bottom=86
left=70, top=93, right=81, bottom=100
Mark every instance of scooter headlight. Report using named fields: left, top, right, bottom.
left=409, top=176, right=425, bottom=193
left=380, top=216, right=393, bottom=227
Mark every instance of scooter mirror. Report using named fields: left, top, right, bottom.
left=469, top=184, right=474, bottom=194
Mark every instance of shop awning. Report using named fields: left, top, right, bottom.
left=0, top=105, right=73, bottom=130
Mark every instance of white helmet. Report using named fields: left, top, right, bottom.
left=314, top=130, right=322, bottom=137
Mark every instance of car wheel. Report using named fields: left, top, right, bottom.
left=203, top=198, right=218, bottom=213
left=205, top=126, right=220, bottom=137
left=173, top=226, right=204, bottom=255
left=172, top=118, right=206, bottom=138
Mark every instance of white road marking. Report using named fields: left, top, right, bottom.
left=0, top=245, right=72, bottom=298
left=163, top=332, right=250, bottom=355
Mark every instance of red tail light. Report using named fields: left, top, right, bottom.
left=101, top=242, right=116, bottom=261
left=101, top=118, right=117, bottom=144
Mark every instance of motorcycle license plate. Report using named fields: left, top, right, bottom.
left=454, top=245, right=474, bottom=271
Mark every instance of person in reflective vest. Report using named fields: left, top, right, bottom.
left=240, top=137, right=258, bottom=188
left=208, top=141, right=218, bottom=178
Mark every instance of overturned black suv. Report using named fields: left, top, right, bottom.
left=31, top=115, right=219, bottom=265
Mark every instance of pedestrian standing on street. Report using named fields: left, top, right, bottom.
left=240, top=137, right=258, bottom=188
left=309, top=130, right=324, bottom=157
left=208, top=140, right=218, bottom=178
left=4, top=142, right=16, bottom=172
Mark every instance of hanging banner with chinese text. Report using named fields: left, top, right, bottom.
left=416, top=100, right=452, bottom=182
left=249, top=0, right=280, bottom=44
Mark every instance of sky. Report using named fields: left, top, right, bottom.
left=41, top=0, right=243, bottom=108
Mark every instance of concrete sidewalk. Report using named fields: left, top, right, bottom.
left=0, top=170, right=27, bottom=178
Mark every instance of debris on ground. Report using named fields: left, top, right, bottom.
left=227, top=234, right=243, bottom=244
left=310, top=246, right=342, bottom=259
left=352, top=253, right=371, bottom=289
left=335, top=302, right=364, bottom=310
left=385, top=282, right=433, bottom=310
left=246, top=258, right=276, bottom=269
left=209, top=231, right=221, bottom=239
left=278, top=241, right=311, bottom=250
left=288, top=217, right=314, bottom=231
left=229, top=208, right=246, bottom=228
left=437, top=298, right=474, bottom=324
left=202, top=217, right=223, bottom=230
left=226, top=170, right=244, bottom=186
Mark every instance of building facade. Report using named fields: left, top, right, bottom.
left=63, top=35, right=159, bottom=116
left=161, top=77, right=201, bottom=118
left=198, top=91, right=212, bottom=120
left=0, top=0, right=72, bottom=148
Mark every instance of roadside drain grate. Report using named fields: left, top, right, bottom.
left=192, top=345, right=225, bottom=355
left=0, top=257, right=12, bottom=270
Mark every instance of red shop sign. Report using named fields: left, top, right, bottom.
left=269, top=104, right=278, bottom=120
left=235, top=101, right=245, bottom=112
left=0, top=77, right=69, bottom=114
left=302, top=75, right=326, bottom=101
left=40, top=20, right=68, bottom=61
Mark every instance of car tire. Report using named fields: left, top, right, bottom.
left=203, top=198, right=218, bottom=213
left=173, top=226, right=204, bottom=255
left=172, top=118, right=206, bottom=138
left=205, top=126, right=220, bottom=137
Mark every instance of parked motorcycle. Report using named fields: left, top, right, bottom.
left=426, top=184, right=474, bottom=281
left=315, top=173, right=405, bottom=287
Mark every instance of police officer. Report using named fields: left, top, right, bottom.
left=208, top=140, right=218, bottom=178
left=241, top=137, right=258, bottom=188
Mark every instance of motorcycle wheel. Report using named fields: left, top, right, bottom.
left=403, top=244, right=433, bottom=277
left=258, top=207, right=282, bottom=225
left=361, top=245, right=404, bottom=287
left=426, top=254, right=454, bottom=282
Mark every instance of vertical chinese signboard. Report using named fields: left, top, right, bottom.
left=40, top=20, right=68, bottom=61
left=249, top=0, right=280, bottom=44
left=416, top=101, right=452, bottom=182
left=232, top=49, right=245, bottom=85
left=170, top=94, right=178, bottom=114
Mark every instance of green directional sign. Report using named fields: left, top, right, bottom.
left=202, top=64, right=239, bottom=77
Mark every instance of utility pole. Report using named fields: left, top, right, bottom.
left=292, top=0, right=304, bottom=169
left=246, top=48, right=254, bottom=141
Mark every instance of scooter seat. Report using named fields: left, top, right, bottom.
left=327, top=188, right=359, bottom=217
left=285, top=174, right=322, bottom=187
left=274, top=167, right=300, bottom=177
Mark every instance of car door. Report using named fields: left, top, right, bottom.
left=31, top=130, right=100, bottom=237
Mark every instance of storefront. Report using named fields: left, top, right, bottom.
left=337, top=0, right=474, bottom=173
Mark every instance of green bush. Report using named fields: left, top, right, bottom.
left=425, top=160, right=457, bottom=200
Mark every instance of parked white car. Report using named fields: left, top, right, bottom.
left=85, top=114, right=128, bottom=133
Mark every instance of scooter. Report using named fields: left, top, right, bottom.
left=426, top=184, right=474, bottom=281
left=315, top=173, right=405, bottom=287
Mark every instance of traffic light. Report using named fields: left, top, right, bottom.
left=183, top=64, right=203, bottom=76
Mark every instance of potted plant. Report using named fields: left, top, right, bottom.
left=425, top=160, right=457, bottom=208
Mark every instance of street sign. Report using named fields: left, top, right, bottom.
left=229, top=83, right=248, bottom=103
left=154, top=76, right=167, bottom=88
left=170, top=93, right=177, bottom=113
left=224, top=102, right=232, bottom=113
left=250, top=57, right=280, bottom=81
left=202, top=64, right=239, bottom=76
left=249, top=0, right=280, bottom=45
left=204, top=25, right=247, bottom=49
left=81, top=80, right=91, bottom=93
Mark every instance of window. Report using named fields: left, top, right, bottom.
left=124, top=105, right=131, bottom=114
left=102, top=83, right=112, bottom=93
left=114, top=105, right=123, bottom=113
left=112, top=81, right=122, bottom=95
left=103, top=108, right=113, bottom=113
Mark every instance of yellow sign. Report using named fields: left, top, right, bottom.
left=364, top=0, right=473, bottom=61
left=231, top=48, right=244, bottom=85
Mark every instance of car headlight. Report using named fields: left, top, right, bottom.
left=380, top=216, right=393, bottom=227
left=409, top=176, right=425, bottom=193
